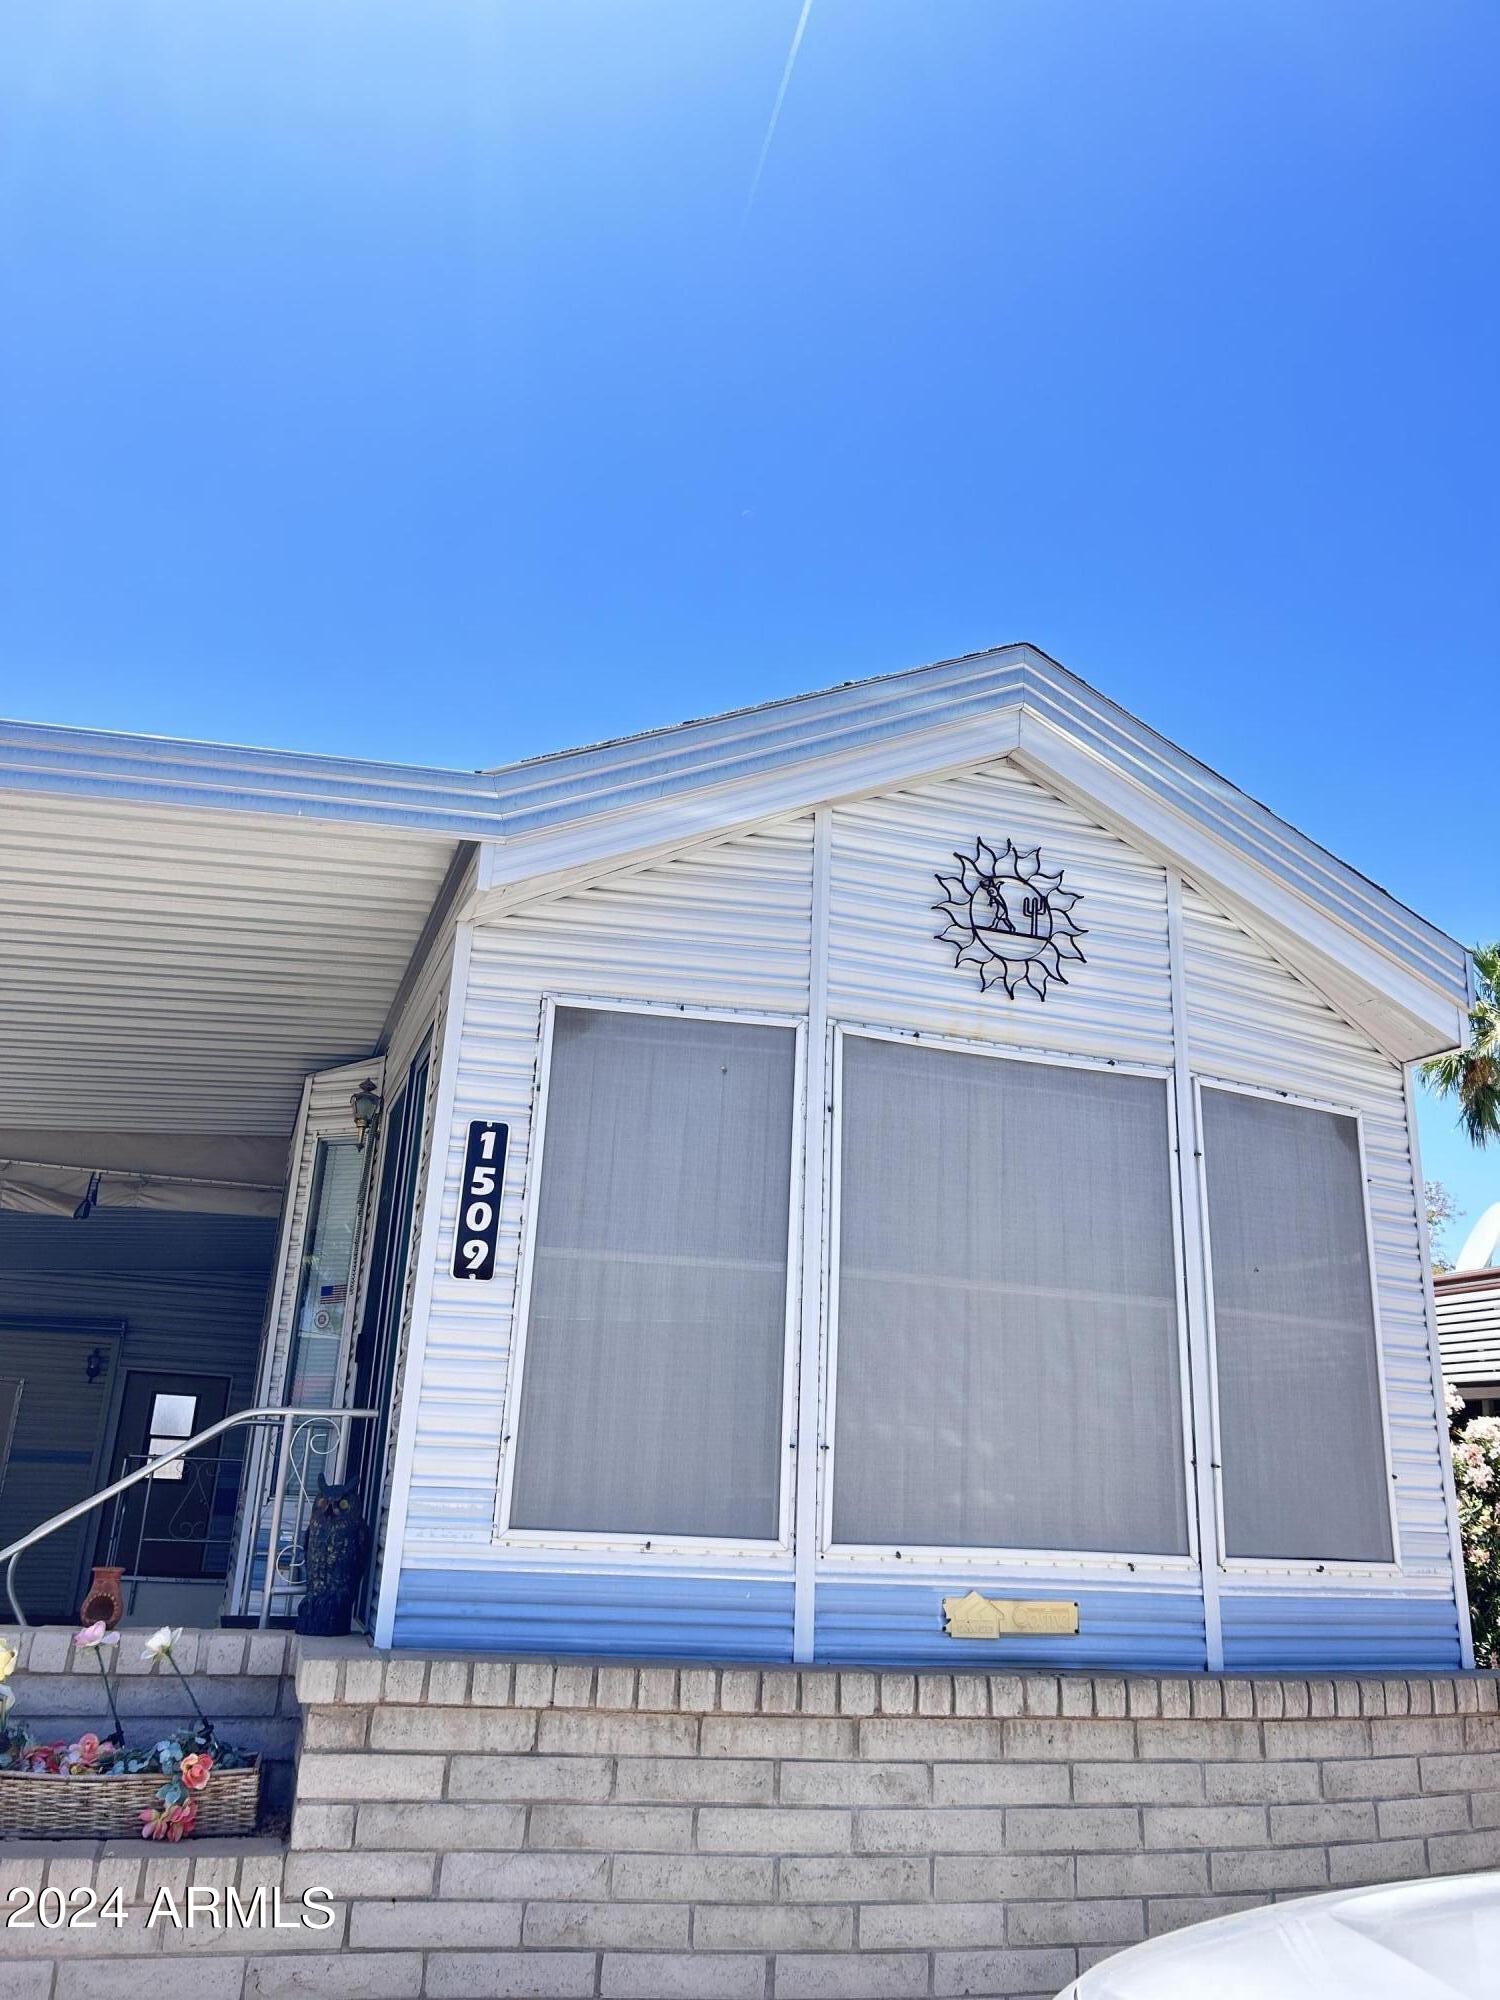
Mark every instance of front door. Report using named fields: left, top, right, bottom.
left=0, top=1320, right=120, bottom=1623
left=225, top=1058, right=384, bottom=1620
left=349, top=1041, right=430, bottom=1616
left=101, top=1370, right=231, bottom=1580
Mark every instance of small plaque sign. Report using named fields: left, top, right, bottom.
left=941, top=1591, right=1080, bottom=1639
left=452, top=1121, right=508, bottom=1280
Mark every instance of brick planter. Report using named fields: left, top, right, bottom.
left=5, top=1649, right=1499, bottom=1996
left=285, top=1651, right=1500, bottom=1999
left=4, top=1625, right=300, bottom=1828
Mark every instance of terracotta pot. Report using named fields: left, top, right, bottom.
left=79, top=1566, right=125, bottom=1630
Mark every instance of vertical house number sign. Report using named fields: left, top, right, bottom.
left=452, top=1121, right=508, bottom=1280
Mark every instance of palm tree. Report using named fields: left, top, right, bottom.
left=1423, top=942, right=1500, bottom=1146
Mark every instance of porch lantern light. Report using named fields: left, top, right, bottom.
left=350, top=1079, right=382, bottom=1149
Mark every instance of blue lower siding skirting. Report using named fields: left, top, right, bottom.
left=395, top=1567, right=1463, bottom=1673
left=1219, top=1590, right=1464, bottom=1673
left=815, top=1579, right=1208, bottom=1671
left=393, top=1565, right=796, bottom=1661
left=394, top=1567, right=1206, bottom=1669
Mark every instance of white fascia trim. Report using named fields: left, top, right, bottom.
left=0, top=718, right=508, bottom=838
left=475, top=650, right=1032, bottom=826
left=464, top=709, right=1025, bottom=919
left=463, top=700, right=1463, bottom=1065
left=1018, top=674, right=1466, bottom=995
left=1012, top=713, right=1467, bottom=1062
left=1404, top=1063, right=1477, bottom=1668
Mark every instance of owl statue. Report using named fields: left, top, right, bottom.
left=295, top=1476, right=371, bottom=1636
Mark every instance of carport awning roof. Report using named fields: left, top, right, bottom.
left=0, top=789, right=459, bottom=1141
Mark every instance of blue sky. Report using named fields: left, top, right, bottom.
left=2, top=4, right=1496, bottom=1238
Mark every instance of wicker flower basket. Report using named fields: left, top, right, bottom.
left=0, top=1759, right=260, bottom=1840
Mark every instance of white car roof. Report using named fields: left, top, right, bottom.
left=1061, top=1871, right=1500, bottom=2000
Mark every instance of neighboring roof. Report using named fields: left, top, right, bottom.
left=1435, top=1262, right=1500, bottom=1387
left=0, top=643, right=1473, bottom=1061
left=1455, top=1202, right=1500, bottom=1272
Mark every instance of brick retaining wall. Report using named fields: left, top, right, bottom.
left=4, top=1649, right=1500, bottom=1997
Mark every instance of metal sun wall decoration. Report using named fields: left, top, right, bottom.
left=933, top=837, right=1087, bottom=1000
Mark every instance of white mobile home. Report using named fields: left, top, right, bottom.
left=0, top=645, right=1476, bottom=1674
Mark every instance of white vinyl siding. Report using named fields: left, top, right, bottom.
left=404, top=821, right=814, bottom=1548
left=382, top=760, right=1463, bottom=1667
left=826, top=761, right=1173, bottom=1070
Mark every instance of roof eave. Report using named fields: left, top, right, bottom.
left=0, top=643, right=1470, bottom=1061
left=0, top=716, right=509, bottom=839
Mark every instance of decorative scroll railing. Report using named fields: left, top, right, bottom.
left=224, top=1407, right=379, bottom=1627
left=0, top=1406, right=377, bottom=1629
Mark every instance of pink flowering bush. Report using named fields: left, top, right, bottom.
left=1449, top=1383, right=1500, bottom=1665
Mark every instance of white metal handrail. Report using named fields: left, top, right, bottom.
left=0, top=1405, right=378, bottom=1629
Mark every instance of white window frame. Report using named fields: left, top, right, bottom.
left=1193, top=1073, right=1402, bottom=1580
left=492, top=992, right=808, bottom=1560
left=818, top=1019, right=1201, bottom=1576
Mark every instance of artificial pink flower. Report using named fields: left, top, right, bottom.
left=178, top=1752, right=214, bottom=1792
left=73, top=1621, right=119, bottom=1652
left=140, top=1798, right=198, bottom=1842
left=66, top=1732, right=104, bottom=1770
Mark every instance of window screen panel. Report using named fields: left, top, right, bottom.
left=1200, top=1088, right=1392, bottom=1563
left=508, top=1007, right=797, bottom=1540
left=831, top=1036, right=1190, bottom=1556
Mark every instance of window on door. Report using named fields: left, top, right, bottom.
left=283, top=1139, right=364, bottom=1408
left=104, top=1371, right=231, bottom=1580
left=829, top=1033, right=1191, bottom=1558
left=145, top=1392, right=198, bottom=1480
left=1199, top=1086, right=1392, bottom=1564
left=506, top=1005, right=799, bottom=1543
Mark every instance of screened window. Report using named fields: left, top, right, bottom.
left=830, top=1035, right=1190, bottom=1556
left=508, top=1007, right=797, bottom=1541
left=1200, top=1087, right=1392, bottom=1563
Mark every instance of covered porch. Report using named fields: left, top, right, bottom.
left=0, top=763, right=468, bottom=1633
